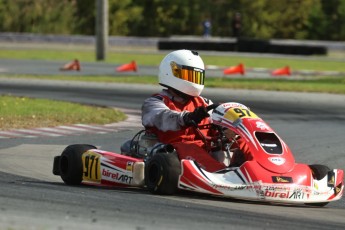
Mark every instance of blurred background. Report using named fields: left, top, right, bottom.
left=1, top=0, right=345, bottom=61
left=0, top=0, right=344, bottom=40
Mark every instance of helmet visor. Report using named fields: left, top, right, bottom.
left=170, top=61, right=205, bottom=85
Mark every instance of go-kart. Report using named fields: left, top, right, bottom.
left=52, top=102, right=344, bottom=206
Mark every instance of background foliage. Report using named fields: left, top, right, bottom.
left=0, top=0, right=344, bottom=40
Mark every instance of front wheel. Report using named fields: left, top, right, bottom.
left=59, top=144, right=97, bottom=185
left=145, top=152, right=181, bottom=195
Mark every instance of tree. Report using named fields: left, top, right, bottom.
left=108, top=0, right=142, bottom=36
left=74, top=0, right=95, bottom=35
left=319, top=0, right=345, bottom=40
left=238, top=0, right=317, bottom=39
left=0, top=0, right=75, bottom=34
left=0, top=0, right=344, bottom=40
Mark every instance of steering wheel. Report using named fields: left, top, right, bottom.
left=193, top=103, right=222, bottom=150
left=206, top=103, right=220, bottom=112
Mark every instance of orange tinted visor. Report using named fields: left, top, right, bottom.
left=170, top=61, right=205, bottom=85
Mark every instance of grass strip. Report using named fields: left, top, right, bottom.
left=3, top=74, right=345, bottom=95
left=206, top=77, right=345, bottom=94
left=0, top=95, right=126, bottom=130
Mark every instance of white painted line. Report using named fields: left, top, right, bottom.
left=15, top=129, right=61, bottom=137
left=35, top=128, right=67, bottom=137
left=74, top=124, right=117, bottom=132
left=105, top=115, right=142, bottom=128
left=55, top=126, right=90, bottom=132
left=206, top=65, right=220, bottom=70
left=1, top=133, right=36, bottom=138
left=16, top=129, right=44, bottom=134
left=0, top=119, right=141, bottom=139
left=252, top=67, right=269, bottom=72
left=35, top=127, right=73, bottom=135
left=0, top=131, right=26, bottom=137
left=0, top=129, right=38, bottom=138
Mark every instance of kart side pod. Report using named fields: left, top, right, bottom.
left=53, top=144, right=145, bottom=187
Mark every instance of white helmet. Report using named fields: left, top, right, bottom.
left=159, top=50, right=205, bottom=97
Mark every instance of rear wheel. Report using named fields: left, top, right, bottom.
left=309, top=164, right=330, bottom=180
left=60, top=144, right=97, bottom=185
left=145, top=152, right=181, bottom=195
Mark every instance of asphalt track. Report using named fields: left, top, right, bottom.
left=0, top=77, right=345, bottom=229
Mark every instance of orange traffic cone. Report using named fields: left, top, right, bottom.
left=116, top=61, right=137, bottom=72
left=272, top=66, right=291, bottom=76
left=60, top=59, right=80, bottom=71
left=223, top=63, right=245, bottom=75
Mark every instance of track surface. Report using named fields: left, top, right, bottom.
left=0, top=79, right=345, bottom=229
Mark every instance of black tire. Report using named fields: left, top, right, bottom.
left=145, top=152, right=181, bottom=195
left=306, top=165, right=331, bottom=207
left=309, top=164, right=331, bottom=180
left=59, top=144, right=97, bottom=185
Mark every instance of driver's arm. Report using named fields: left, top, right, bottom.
left=142, top=96, right=188, bottom=132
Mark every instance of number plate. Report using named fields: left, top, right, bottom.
left=224, top=107, right=258, bottom=122
left=82, top=151, right=101, bottom=182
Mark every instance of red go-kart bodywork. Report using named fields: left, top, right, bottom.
left=53, top=102, right=343, bottom=206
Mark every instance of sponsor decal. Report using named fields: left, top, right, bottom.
left=269, top=157, right=286, bottom=166
left=335, top=186, right=341, bottom=195
left=289, top=191, right=305, bottom=199
left=327, top=171, right=335, bottom=187
left=126, top=161, right=134, bottom=172
left=212, top=184, right=246, bottom=190
left=264, top=190, right=305, bottom=199
left=222, top=102, right=247, bottom=110
left=272, top=176, right=293, bottom=183
left=258, top=190, right=265, bottom=199
left=102, top=169, right=133, bottom=184
left=263, top=185, right=290, bottom=191
left=237, top=184, right=262, bottom=191
left=256, top=121, right=269, bottom=130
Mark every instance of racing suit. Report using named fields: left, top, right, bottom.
left=142, top=89, right=213, bottom=143
left=141, top=88, right=231, bottom=172
left=142, top=89, right=252, bottom=169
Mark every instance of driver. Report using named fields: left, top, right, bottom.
left=122, top=50, right=249, bottom=171
left=139, top=50, right=230, bottom=171
left=142, top=49, right=212, bottom=143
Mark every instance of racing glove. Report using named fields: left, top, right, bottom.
left=183, top=106, right=210, bottom=127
